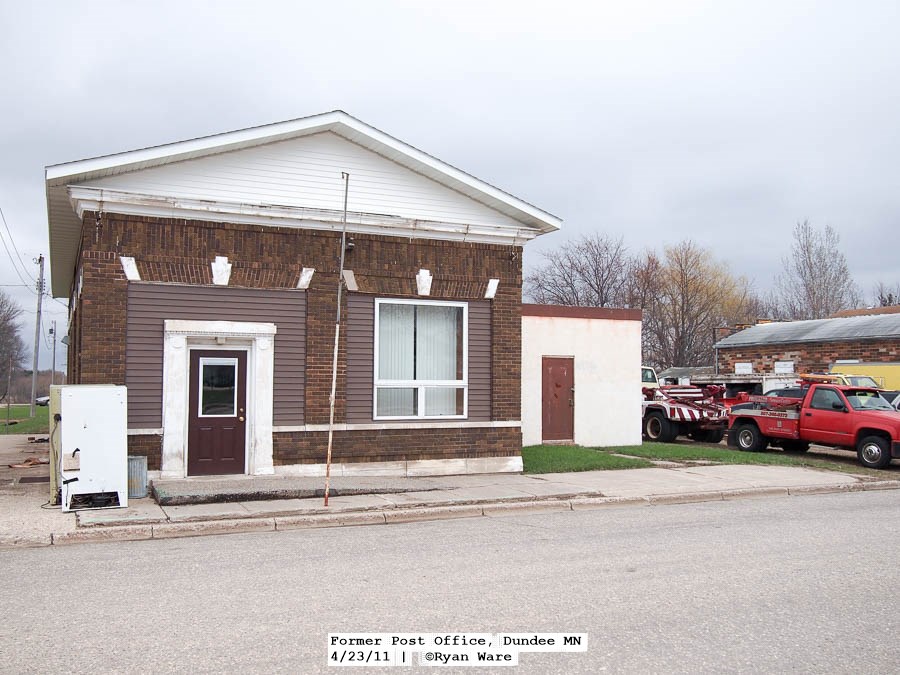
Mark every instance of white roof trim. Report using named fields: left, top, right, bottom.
left=46, top=110, right=561, bottom=229
left=68, top=187, right=542, bottom=246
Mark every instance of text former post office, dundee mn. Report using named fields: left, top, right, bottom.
left=45, top=111, right=562, bottom=479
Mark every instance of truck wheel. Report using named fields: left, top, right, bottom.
left=733, top=423, right=766, bottom=452
left=856, top=435, right=892, bottom=469
left=703, top=429, right=726, bottom=444
left=781, top=441, right=809, bottom=454
left=644, top=412, right=678, bottom=443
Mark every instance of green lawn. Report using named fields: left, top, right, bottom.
left=522, top=445, right=653, bottom=473
left=611, top=442, right=880, bottom=476
left=1, top=405, right=50, bottom=435
left=522, top=441, right=884, bottom=477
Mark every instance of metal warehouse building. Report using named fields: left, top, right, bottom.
left=715, top=309, right=900, bottom=376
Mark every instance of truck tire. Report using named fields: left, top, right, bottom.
left=733, top=422, right=766, bottom=452
left=703, top=428, right=726, bottom=444
left=689, top=429, right=725, bottom=444
left=856, top=435, right=892, bottom=469
left=644, top=411, right=678, bottom=443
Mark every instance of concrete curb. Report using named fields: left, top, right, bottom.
left=10, top=479, right=897, bottom=549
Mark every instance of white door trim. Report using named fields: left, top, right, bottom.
left=161, top=319, right=277, bottom=478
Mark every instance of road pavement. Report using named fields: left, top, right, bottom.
left=1, top=490, right=899, bottom=674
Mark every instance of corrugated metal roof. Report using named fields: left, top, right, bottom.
left=715, top=314, right=900, bottom=348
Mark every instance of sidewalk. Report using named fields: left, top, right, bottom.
left=2, top=434, right=898, bottom=549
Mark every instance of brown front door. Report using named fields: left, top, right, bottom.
left=188, top=350, right=247, bottom=476
left=542, top=357, right=574, bottom=443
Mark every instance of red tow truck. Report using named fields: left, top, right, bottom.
left=642, top=384, right=728, bottom=444
left=727, top=375, right=900, bottom=469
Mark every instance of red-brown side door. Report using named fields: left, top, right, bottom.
left=542, top=357, right=574, bottom=443
left=188, top=350, right=247, bottom=476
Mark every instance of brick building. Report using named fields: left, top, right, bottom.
left=45, top=111, right=561, bottom=478
left=714, top=312, right=900, bottom=375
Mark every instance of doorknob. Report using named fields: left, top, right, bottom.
left=239, top=416, right=245, bottom=422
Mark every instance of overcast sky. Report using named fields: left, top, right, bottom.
left=2, top=0, right=899, bottom=370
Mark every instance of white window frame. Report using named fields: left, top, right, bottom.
left=373, top=298, right=468, bottom=420
left=197, top=356, right=239, bottom=418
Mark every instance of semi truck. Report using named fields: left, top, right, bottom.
left=727, top=378, right=900, bottom=469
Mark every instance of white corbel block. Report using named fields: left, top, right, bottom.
left=342, top=270, right=358, bottom=291
left=211, top=256, right=232, bottom=286
left=416, top=269, right=433, bottom=296
left=297, top=267, right=315, bottom=289
left=120, top=256, right=140, bottom=281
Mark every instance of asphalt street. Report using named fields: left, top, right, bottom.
left=2, top=491, right=899, bottom=674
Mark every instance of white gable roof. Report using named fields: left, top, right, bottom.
left=45, top=110, right=562, bottom=297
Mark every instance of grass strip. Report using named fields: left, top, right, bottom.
left=522, top=445, right=652, bottom=474
left=1, top=405, right=50, bottom=435
left=613, top=442, right=879, bottom=476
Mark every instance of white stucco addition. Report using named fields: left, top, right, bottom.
left=521, top=306, right=642, bottom=448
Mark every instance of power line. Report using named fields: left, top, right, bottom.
left=0, top=206, right=36, bottom=287
left=40, top=315, right=51, bottom=350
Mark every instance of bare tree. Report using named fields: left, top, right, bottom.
left=0, top=290, right=26, bottom=401
left=525, top=233, right=633, bottom=307
left=642, top=241, right=757, bottom=368
left=873, top=280, right=900, bottom=307
left=772, top=221, right=862, bottom=319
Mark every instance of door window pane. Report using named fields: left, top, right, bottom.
left=201, top=362, right=237, bottom=416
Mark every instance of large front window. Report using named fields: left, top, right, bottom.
left=374, top=299, right=467, bottom=419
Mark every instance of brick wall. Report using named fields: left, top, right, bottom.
left=273, top=427, right=521, bottom=465
left=718, top=339, right=900, bottom=374
left=73, top=212, right=523, bottom=466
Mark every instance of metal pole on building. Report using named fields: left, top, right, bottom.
left=324, top=172, right=350, bottom=507
left=29, top=254, right=44, bottom=418
left=50, top=321, right=57, bottom=386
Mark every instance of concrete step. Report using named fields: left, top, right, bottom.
left=150, top=474, right=445, bottom=506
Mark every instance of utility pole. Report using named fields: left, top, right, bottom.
left=5, top=355, right=11, bottom=434
left=29, top=254, right=44, bottom=418
left=50, top=321, right=57, bottom=386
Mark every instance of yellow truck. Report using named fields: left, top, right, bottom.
left=829, top=362, right=900, bottom=390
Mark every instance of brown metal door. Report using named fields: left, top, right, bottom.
left=542, top=357, right=574, bottom=443
left=188, top=350, right=247, bottom=476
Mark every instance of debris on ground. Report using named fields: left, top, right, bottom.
left=8, top=457, right=50, bottom=468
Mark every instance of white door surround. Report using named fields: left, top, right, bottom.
left=161, top=319, right=277, bottom=478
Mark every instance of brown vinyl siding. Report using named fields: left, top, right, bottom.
left=126, top=283, right=306, bottom=428
left=467, top=301, right=491, bottom=421
left=345, top=295, right=491, bottom=423
left=346, top=295, right=376, bottom=424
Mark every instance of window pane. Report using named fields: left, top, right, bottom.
left=378, top=304, right=415, bottom=380
left=416, top=305, right=461, bottom=381
left=377, top=388, right=417, bottom=417
left=202, top=363, right=236, bottom=415
left=424, top=387, right=465, bottom=416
